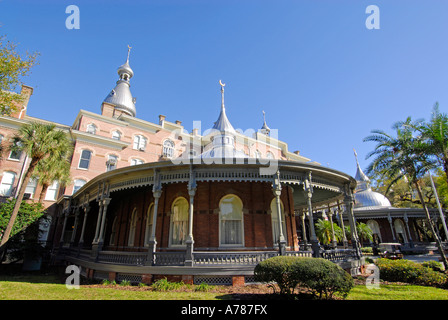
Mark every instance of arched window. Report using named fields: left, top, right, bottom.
left=270, top=198, right=287, bottom=246
left=131, top=158, right=144, bottom=166
left=394, top=219, right=408, bottom=243
left=0, top=171, right=16, bottom=197
left=106, top=154, right=118, bottom=171
left=25, top=178, right=38, bottom=199
left=128, top=208, right=138, bottom=247
left=144, top=204, right=154, bottom=246
left=111, top=130, right=121, bottom=140
left=219, top=195, right=244, bottom=246
left=266, top=151, right=275, bottom=159
left=73, top=179, right=86, bottom=194
left=367, top=220, right=382, bottom=244
left=169, top=197, right=189, bottom=246
left=78, top=150, right=92, bottom=169
left=163, top=139, right=175, bottom=158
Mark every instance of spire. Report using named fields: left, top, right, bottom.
left=260, top=110, right=271, bottom=135
left=103, top=46, right=136, bottom=117
left=212, top=80, right=236, bottom=134
left=200, top=80, right=247, bottom=159
left=353, top=148, right=370, bottom=192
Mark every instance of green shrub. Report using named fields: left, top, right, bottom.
left=120, top=280, right=131, bottom=286
left=375, top=258, right=448, bottom=288
left=151, top=278, right=185, bottom=291
left=422, top=260, right=444, bottom=272
left=254, top=256, right=301, bottom=294
left=194, top=282, right=215, bottom=292
left=290, top=257, right=354, bottom=299
left=254, top=256, right=354, bottom=299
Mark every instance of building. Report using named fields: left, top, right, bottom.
left=1, top=49, right=365, bottom=284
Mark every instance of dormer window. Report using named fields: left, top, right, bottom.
left=86, top=123, right=97, bottom=134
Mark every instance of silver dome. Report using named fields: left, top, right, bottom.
left=103, top=46, right=136, bottom=117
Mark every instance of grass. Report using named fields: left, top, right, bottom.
left=346, top=283, right=448, bottom=300
left=1, top=272, right=448, bottom=300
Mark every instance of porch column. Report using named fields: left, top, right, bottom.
left=70, top=208, right=80, bottom=247
left=403, top=213, right=414, bottom=248
left=97, top=197, right=111, bottom=250
left=146, top=170, right=162, bottom=266
left=337, top=200, right=348, bottom=248
left=327, top=206, right=337, bottom=249
left=387, top=213, right=397, bottom=241
left=303, top=172, right=319, bottom=257
left=185, top=166, right=197, bottom=266
left=58, top=210, right=69, bottom=248
left=273, top=170, right=286, bottom=255
left=300, top=210, right=308, bottom=250
left=78, top=204, right=90, bottom=249
left=92, top=202, right=104, bottom=244
left=344, top=185, right=361, bottom=258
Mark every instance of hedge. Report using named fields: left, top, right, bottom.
left=254, top=256, right=354, bottom=299
left=374, top=258, right=448, bottom=288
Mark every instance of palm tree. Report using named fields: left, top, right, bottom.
left=315, top=218, right=344, bottom=246
left=34, top=155, right=71, bottom=203
left=363, top=117, right=448, bottom=269
left=412, top=103, right=448, bottom=184
left=356, top=222, right=373, bottom=246
left=0, top=122, right=73, bottom=252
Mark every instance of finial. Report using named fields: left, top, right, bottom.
left=219, top=80, right=225, bottom=109
left=126, top=45, right=132, bottom=63
left=353, top=148, right=359, bottom=164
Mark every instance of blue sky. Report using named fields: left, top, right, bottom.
left=1, top=0, right=447, bottom=178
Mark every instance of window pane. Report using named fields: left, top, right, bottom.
left=219, top=195, right=243, bottom=245
left=79, top=150, right=91, bottom=169
left=171, top=198, right=189, bottom=245
left=0, top=172, right=16, bottom=197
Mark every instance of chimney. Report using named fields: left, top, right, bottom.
left=159, top=115, right=166, bottom=125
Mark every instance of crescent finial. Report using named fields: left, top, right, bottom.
left=219, top=80, right=226, bottom=87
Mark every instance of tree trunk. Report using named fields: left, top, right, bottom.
left=414, top=181, right=448, bottom=270
left=0, top=157, right=39, bottom=253
left=38, top=183, right=49, bottom=203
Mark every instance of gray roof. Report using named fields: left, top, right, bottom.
left=103, top=48, right=136, bottom=117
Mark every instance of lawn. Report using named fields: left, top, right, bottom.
left=1, top=273, right=448, bottom=300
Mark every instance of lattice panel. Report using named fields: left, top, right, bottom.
left=117, top=273, right=143, bottom=284
left=194, top=275, right=232, bottom=286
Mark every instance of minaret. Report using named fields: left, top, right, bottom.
left=260, top=110, right=271, bottom=136
left=200, top=80, right=247, bottom=159
left=353, top=149, right=371, bottom=192
left=103, top=45, right=137, bottom=117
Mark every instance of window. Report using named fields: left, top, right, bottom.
left=8, top=141, right=22, bottom=160
left=45, top=181, right=59, bottom=201
left=0, top=171, right=16, bottom=197
left=163, top=139, right=175, bottom=158
left=131, top=158, right=144, bottom=166
left=111, top=130, right=121, bottom=140
left=86, top=123, right=97, bottom=134
left=78, top=150, right=92, bottom=169
left=128, top=208, right=138, bottom=247
left=270, top=199, right=287, bottom=246
left=73, top=179, right=86, bottom=194
left=24, top=178, right=38, bottom=199
left=219, top=195, right=244, bottom=246
left=106, top=155, right=118, bottom=171
left=169, top=197, right=189, bottom=246
left=144, top=204, right=154, bottom=246
left=133, top=135, right=147, bottom=151
left=266, top=151, right=274, bottom=159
